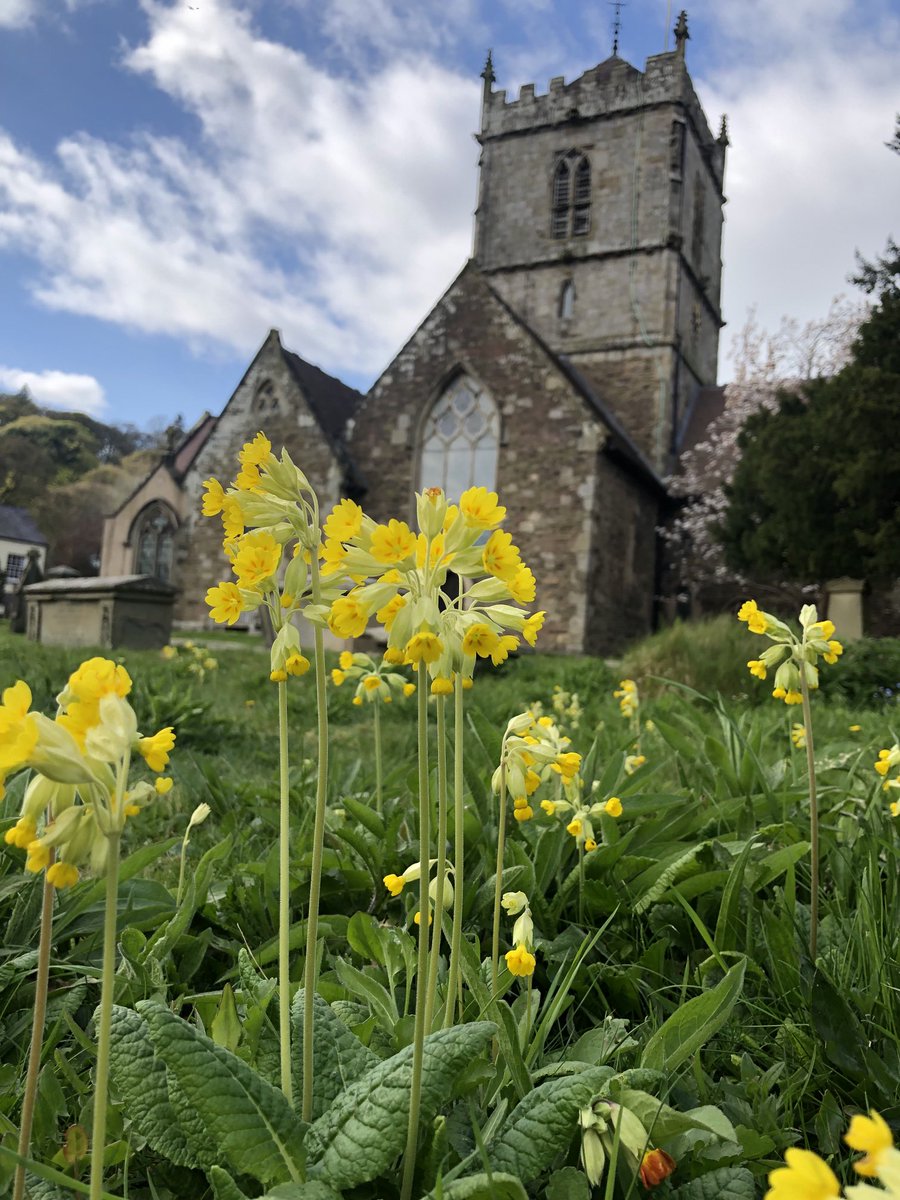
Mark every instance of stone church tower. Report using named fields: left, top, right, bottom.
left=474, top=15, right=727, bottom=472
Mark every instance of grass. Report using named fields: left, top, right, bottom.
left=2, top=618, right=899, bottom=1198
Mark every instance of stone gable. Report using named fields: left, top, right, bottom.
left=175, top=331, right=350, bottom=625
left=349, top=265, right=659, bottom=653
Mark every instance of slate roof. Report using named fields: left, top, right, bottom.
left=282, top=348, right=365, bottom=446
left=0, top=505, right=48, bottom=546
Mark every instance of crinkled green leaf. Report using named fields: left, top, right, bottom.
left=547, top=1167, right=590, bottom=1200
left=488, top=1068, right=611, bottom=1183
left=306, top=1022, right=495, bottom=1190
left=138, top=1000, right=306, bottom=1186
left=209, top=1167, right=249, bottom=1200
left=427, top=1172, right=528, bottom=1199
left=290, top=988, right=378, bottom=1120
left=265, top=1185, right=342, bottom=1199
left=107, top=1005, right=200, bottom=1168
left=669, top=1166, right=756, bottom=1200
left=640, top=959, right=746, bottom=1074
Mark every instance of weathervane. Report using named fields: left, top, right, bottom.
left=610, top=0, right=627, bottom=56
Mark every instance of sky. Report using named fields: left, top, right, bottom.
left=0, top=0, right=897, bottom=431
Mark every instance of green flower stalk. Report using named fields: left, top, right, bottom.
left=424, top=693, right=451, bottom=1032
left=400, top=663, right=432, bottom=1200
left=201, top=436, right=350, bottom=1116
left=738, top=599, right=844, bottom=958
left=443, top=675, right=466, bottom=1028
left=12, top=860, right=55, bottom=1200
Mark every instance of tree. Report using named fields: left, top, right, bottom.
left=664, top=297, right=864, bottom=587
left=718, top=114, right=900, bottom=586
left=719, top=360, right=900, bottom=581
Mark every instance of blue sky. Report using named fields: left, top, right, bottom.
left=1, top=0, right=898, bottom=432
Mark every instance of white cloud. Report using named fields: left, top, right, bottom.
left=688, top=0, right=900, bottom=374
left=0, top=366, right=106, bottom=414
left=0, top=0, right=37, bottom=28
left=0, top=0, right=103, bottom=27
left=0, top=0, right=479, bottom=376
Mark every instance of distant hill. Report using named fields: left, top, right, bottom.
left=0, top=391, right=179, bottom=575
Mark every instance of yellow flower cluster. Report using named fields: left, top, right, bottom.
left=552, top=684, right=583, bottom=729
left=874, top=744, right=900, bottom=816
left=614, top=678, right=639, bottom=720
left=2, top=660, right=176, bottom=888
left=331, top=649, right=415, bottom=706
left=501, top=889, right=536, bottom=977
left=382, top=858, right=454, bottom=926
left=492, top=710, right=623, bottom=846
left=201, top=432, right=346, bottom=680
left=738, top=600, right=844, bottom=705
left=322, top=486, right=544, bottom=689
left=766, top=1110, right=896, bottom=1200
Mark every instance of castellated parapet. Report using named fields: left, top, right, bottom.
left=480, top=54, right=725, bottom=193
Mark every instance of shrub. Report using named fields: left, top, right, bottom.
left=820, top=635, right=900, bottom=707
left=619, top=615, right=762, bottom=699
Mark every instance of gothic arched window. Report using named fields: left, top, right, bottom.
left=551, top=151, right=591, bottom=239
left=419, top=376, right=500, bottom=501
left=133, top=503, right=177, bottom=582
left=559, top=279, right=575, bottom=320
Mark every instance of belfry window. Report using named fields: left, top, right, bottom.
left=551, top=151, right=591, bottom=239
left=133, top=503, right=176, bottom=582
left=419, top=376, right=499, bottom=502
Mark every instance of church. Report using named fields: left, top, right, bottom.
left=101, top=14, right=727, bottom=655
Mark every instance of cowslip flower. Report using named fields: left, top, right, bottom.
left=321, top=486, right=544, bottom=688
left=845, top=1112, right=894, bottom=1177
left=4, top=660, right=177, bottom=888
left=614, top=678, right=639, bottom=719
left=738, top=601, right=844, bottom=707
left=765, top=1148, right=841, bottom=1200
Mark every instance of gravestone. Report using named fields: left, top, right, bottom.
left=24, top=575, right=176, bottom=649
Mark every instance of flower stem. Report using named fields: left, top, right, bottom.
left=302, top=555, right=330, bottom=1123
left=443, top=676, right=465, bottom=1029
left=373, top=698, right=383, bottom=815
left=424, top=693, right=448, bottom=1032
left=13, top=858, right=55, bottom=1200
left=491, top=756, right=508, bottom=997
left=799, top=676, right=820, bottom=959
left=400, top=664, right=430, bottom=1200
left=89, top=830, right=120, bottom=1200
left=277, top=677, right=293, bottom=1105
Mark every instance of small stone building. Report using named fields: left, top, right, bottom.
left=101, top=16, right=727, bottom=654
left=0, top=505, right=48, bottom=601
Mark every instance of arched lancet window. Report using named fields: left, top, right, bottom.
left=419, top=376, right=499, bottom=502
left=551, top=151, right=591, bottom=239
left=559, top=280, right=575, bottom=320
left=133, top=503, right=177, bottom=582
left=253, top=379, right=279, bottom=412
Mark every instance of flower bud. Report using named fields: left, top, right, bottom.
left=416, top=488, right=447, bottom=539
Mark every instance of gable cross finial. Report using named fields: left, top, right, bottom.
left=674, top=10, right=689, bottom=57
left=609, top=0, right=627, bottom=56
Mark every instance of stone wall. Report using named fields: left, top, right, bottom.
left=584, top=454, right=660, bottom=654
left=175, top=333, right=346, bottom=626
left=349, top=265, right=659, bottom=654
